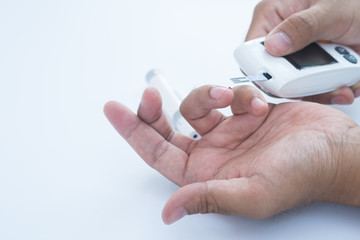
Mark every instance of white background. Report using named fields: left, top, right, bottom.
left=1, top=0, right=360, bottom=239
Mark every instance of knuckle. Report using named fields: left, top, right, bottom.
left=190, top=182, right=221, bottom=215
left=151, top=139, right=169, bottom=166
left=285, top=12, right=320, bottom=42
left=198, top=193, right=220, bottom=215
left=179, top=94, right=189, bottom=116
left=179, top=88, right=202, bottom=119
left=254, top=0, right=269, bottom=14
left=179, top=101, right=186, bottom=116
left=253, top=3, right=263, bottom=15
left=179, top=88, right=197, bottom=115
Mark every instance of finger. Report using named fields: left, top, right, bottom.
left=265, top=6, right=331, bottom=56
left=245, top=13, right=270, bottom=41
left=245, top=25, right=268, bottom=41
left=231, top=85, right=268, bottom=117
left=104, top=100, right=188, bottom=186
left=180, top=86, right=233, bottom=136
left=245, top=0, right=284, bottom=41
left=351, top=81, right=360, bottom=98
left=162, top=177, right=274, bottom=224
left=209, top=85, right=271, bottom=147
left=301, top=87, right=354, bottom=105
left=138, top=87, right=194, bottom=152
left=137, top=87, right=172, bottom=138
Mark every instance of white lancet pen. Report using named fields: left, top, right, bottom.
left=145, top=69, right=200, bottom=140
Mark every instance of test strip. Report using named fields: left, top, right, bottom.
left=230, top=72, right=272, bottom=83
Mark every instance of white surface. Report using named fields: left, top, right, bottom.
left=0, top=1, right=360, bottom=239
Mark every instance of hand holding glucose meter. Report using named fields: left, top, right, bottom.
left=232, top=37, right=360, bottom=98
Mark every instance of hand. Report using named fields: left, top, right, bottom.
left=104, top=85, right=360, bottom=224
left=246, top=0, right=360, bottom=104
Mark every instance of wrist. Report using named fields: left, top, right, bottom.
left=333, top=126, right=360, bottom=206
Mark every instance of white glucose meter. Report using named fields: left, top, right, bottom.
left=232, top=37, right=360, bottom=98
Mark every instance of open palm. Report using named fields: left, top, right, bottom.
left=104, top=85, right=358, bottom=224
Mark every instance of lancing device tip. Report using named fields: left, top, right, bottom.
left=145, top=69, right=200, bottom=140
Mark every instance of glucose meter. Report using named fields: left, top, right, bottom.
left=232, top=37, right=360, bottom=98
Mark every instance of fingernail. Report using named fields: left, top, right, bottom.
left=331, top=96, right=350, bottom=105
left=166, top=207, right=188, bottom=225
left=251, top=97, right=266, bottom=110
left=266, top=31, right=292, bottom=55
left=355, top=89, right=360, bottom=98
left=210, top=86, right=229, bottom=100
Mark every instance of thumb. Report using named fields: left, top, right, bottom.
left=264, top=6, right=329, bottom=56
left=162, top=178, right=272, bottom=224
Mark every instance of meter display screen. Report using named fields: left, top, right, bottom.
left=283, top=43, right=338, bottom=70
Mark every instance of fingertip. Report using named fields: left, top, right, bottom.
left=329, top=87, right=354, bottom=105
left=302, top=87, right=355, bottom=105
left=140, top=87, right=161, bottom=106
left=231, top=85, right=268, bottom=116
left=143, top=86, right=161, bottom=97
left=162, top=183, right=205, bottom=225
left=162, top=188, right=189, bottom=225
left=250, top=97, right=269, bottom=117
left=209, top=86, right=234, bottom=101
left=330, top=95, right=354, bottom=105
left=162, top=206, right=188, bottom=225
left=351, top=81, right=360, bottom=98
left=355, top=88, right=360, bottom=98
left=103, top=100, right=120, bottom=119
left=103, top=99, right=141, bottom=138
left=265, top=31, right=292, bottom=56
left=138, top=87, right=163, bottom=120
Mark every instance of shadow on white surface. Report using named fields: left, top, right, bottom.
left=1, top=0, right=360, bottom=239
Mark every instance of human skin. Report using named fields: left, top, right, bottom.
left=104, top=85, right=360, bottom=224
left=246, top=0, right=360, bottom=104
